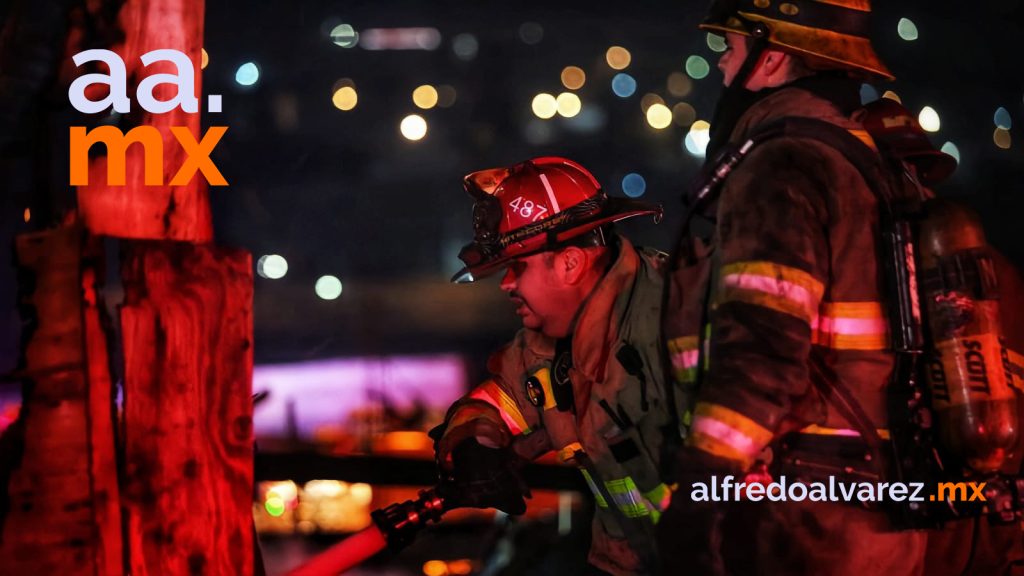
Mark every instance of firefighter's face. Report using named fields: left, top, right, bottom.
left=500, top=251, right=580, bottom=339
left=718, top=32, right=751, bottom=87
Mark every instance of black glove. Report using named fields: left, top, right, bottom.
left=436, top=438, right=530, bottom=515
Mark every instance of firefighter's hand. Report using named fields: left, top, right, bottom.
left=657, top=447, right=742, bottom=576
left=432, top=415, right=511, bottom=473
left=437, top=439, right=530, bottom=516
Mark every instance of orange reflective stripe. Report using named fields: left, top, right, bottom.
left=688, top=402, right=774, bottom=466
left=847, top=129, right=878, bottom=152
left=812, top=301, right=889, bottom=350
left=468, top=380, right=530, bottom=435
left=558, top=442, right=584, bottom=464
left=718, top=261, right=824, bottom=324
left=800, top=423, right=891, bottom=441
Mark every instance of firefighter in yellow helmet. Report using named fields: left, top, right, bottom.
left=659, top=1, right=931, bottom=574
left=432, top=157, right=678, bottom=575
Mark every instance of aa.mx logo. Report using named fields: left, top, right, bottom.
left=68, top=49, right=227, bottom=186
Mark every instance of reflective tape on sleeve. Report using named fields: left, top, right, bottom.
left=718, top=261, right=824, bottom=324
left=468, top=380, right=531, bottom=435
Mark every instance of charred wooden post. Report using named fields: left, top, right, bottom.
left=120, top=243, right=253, bottom=576
left=0, top=226, right=122, bottom=576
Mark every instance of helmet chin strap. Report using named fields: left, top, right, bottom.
left=705, top=21, right=772, bottom=162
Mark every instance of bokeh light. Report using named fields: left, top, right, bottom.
left=640, top=93, right=665, bottom=113
left=940, top=141, right=961, bottom=164
left=994, top=128, right=1012, bottom=149
left=673, top=102, right=697, bottom=127
left=606, top=46, right=632, bottom=70
left=994, top=107, right=1012, bottom=129
left=646, top=103, right=672, bottom=129
left=918, top=106, right=940, bottom=132
left=532, top=93, right=558, bottom=119
left=332, top=86, right=358, bottom=111
left=611, top=73, right=637, bottom=98
left=622, top=173, right=647, bottom=197
left=265, top=497, right=286, bottom=517
left=685, top=55, right=711, bottom=80
left=860, top=84, right=879, bottom=105
left=330, top=24, right=359, bottom=48
left=556, top=92, right=582, bottom=118
left=706, top=33, right=727, bottom=53
left=315, top=275, right=344, bottom=300
left=413, top=85, right=439, bottom=109
left=257, top=255, right=288, bottom=279
left=518, top=22, right=544, bottom=45
left=561, top=66, right=586, bottom=90
left=882, top=91, right=901, bottom=103
left=667, top=72, right=693, bottom=98
left=235, top=62, right=260, bottom=86
left=423, top=561, right=448, bottom=576
left=685, top=120, right=712, bottom=157
left=400, top=114, right=428, bottom=140
left=437, top=85, right=457, bottom=108
left=201, top=49, right=209, bottom=70
left=452, top=33, right=478, bottom=60
left=898, top=18, right=919, bottom=41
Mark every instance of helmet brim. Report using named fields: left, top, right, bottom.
left=451, top=198, right=662, bottom=283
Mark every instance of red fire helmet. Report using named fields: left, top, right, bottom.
left=452, top=157, right=662, bottom=283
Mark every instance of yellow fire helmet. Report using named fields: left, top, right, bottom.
left=701, top=0, right=894, bottom=81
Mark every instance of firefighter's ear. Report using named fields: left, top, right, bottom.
left=760, top=48, right=789, bottom=78
left=555, top=246, right=587, bottom=285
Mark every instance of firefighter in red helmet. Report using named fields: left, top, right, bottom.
left=433, top=157, right=678, bottom=575
left=659, top=1, right=932, bottom=574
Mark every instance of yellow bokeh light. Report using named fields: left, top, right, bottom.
left=23, top=208, right=30, bottom=223
left=423, top=560, right=448, bottom=576
left=882, top=90, right=902, bottom=104
left=413, top=85, right=439, bottom=109
left=532, top=93, right=558, bottom=119
left=561, top=66, right=586, bottom=90
left=646, top=103, right=672, bottom=129
left=201, top=48, right=209, bottom=70
left=332, top=86, right=358, bottom=111
left=640, top=93, right=665, bottom=113
left=606, top=46, right=631, bottom=70
left=667, top=72, right=693, bottom=98
left=994, top=127, right=1012, bottom=149
left=400, top=114, right=428, bottom=140
left=673, top=102, right=696, bottom=127
left=556, top=92, right=582, bottom=118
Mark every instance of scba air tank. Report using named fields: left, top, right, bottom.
left=921, top=200, right=1018, bottom=472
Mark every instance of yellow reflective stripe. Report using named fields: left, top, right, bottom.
left=642, top=483, right=672, bottom=513
left=468, top=380, right=531, bottom=435
left=532, top=367, right=557, bottom=410
left=557, top=442, right=584, bottom=464
left=718, top=261, right=824, bottom=324
left=847, top=129, right=878, bottom=152
left=605, top=477, right=650, bottom=518
left=580, top=469, right=608, bottom=508
left=688, top=402, right=773, bottom=466
left=800, top=424, right=891, bottom=441
left=812, top=301, right=889, bottom=351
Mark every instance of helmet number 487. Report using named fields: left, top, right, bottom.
left=509, top=196, right=548, bottom=222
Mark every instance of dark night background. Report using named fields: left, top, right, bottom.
left=0, top=0, right=1022, bottom=374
